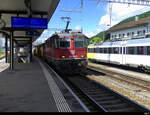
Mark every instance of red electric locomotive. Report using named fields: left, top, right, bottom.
left=34, top=17, right=88, bottom=74
left=44, top=30, right=87, bottom=74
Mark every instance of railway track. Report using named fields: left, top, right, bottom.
left=87, top=63, right=150, bottom=92
left=44, top=59, right=150, bottom=112
left=62, top=75, right=150, bottom=112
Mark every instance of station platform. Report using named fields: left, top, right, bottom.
left=0, top=57, right=86, bottom=112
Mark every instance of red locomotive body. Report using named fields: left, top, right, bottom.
left=42, top=31, right=87, bottom=74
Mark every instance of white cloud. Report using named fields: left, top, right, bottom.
left=84, top=27, right=102, bottom=38
left=74, top=25, right=82, bottom=30
left=85, top=3, right=150, bottom=38
left=99, top=3, right=150, bottom=27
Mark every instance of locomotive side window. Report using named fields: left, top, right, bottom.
left=60, top=38, right=70, bottom=48
left=147, top=46, right=150, bottom=55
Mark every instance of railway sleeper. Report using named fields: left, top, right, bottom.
left=91, top=94, right=113, bottom=98
left=103, top=103, right=130, bottom=109
left=86, top=91, right=108, bottom=96
left=92, top=93, right=113, bottom=97
left=98, top=99, right=122, bottom=105
left=94, top=96, right=117, bottom=101
left=109, top=107, right=138, bottom=112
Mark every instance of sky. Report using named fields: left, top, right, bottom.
left=33, top=0, right=150, bottom=45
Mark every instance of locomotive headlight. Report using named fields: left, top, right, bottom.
left=61, top=56, right=65, bottom=58
left=81, top=55, right=84, bottom=58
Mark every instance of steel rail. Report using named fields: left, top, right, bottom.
left=87, top=64, right=150, bottom=91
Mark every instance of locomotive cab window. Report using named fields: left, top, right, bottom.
left=75, top=37, right=87, bottom=48
left=60, top=38, right=70, bottom=48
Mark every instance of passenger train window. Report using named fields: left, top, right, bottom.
left=108, top=48, right=112, bottom=53
left=95, top=48, right=99, bottom=53
left=101, top=48, right=104, bottom=53
left=127, top=47, right=135, bottom=54
left=113, top=47, right=119, bottom=54
left=91, top=48, right=94, bottom=53
left=137, top=46, right=144, bottom=55
left=147, top=46, right=150, bottom=55
left=94, top=48, right=96, bottom=53
left=104, top=48, right=107, bottom=53
left=99, top=48, right=102, bottom=53
left=89, top=48, right=93, bottom=53
left=88, top=48, right=90, bottom=52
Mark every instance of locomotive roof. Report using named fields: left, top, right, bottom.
left=55, top=32, right=86, bottom=38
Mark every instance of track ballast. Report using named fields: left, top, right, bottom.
left=62, top=75, right=150, bottom=112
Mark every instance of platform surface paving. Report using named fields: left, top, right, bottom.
left=0, top=57, right=85, bottom=112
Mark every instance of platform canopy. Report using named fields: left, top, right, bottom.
left=0, top=0, right=60, bottom=46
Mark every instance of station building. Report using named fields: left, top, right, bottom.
left=108, top=17, right=150, bottom=41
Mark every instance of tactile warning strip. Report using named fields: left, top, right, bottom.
left=37, top=58, right=72, bottom=112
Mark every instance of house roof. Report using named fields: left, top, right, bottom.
left=108, top=17, right=150, bottom=32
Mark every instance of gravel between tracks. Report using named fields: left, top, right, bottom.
left=86, top=64, right=150, bottom=109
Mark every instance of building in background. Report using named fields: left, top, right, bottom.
left=108, top=17, right=150, bottom=41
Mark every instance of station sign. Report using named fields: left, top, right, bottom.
left=11, top=17, right=48, bottom=29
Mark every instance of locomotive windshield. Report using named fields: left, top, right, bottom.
left=59, top=38, right=70, bottom=48
left=74, top=37, right=87, bottom=48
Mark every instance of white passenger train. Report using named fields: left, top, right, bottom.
left=87, top=38, right=150, bottom=71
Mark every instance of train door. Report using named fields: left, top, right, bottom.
left=122, top=45, right=126, bottom=65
